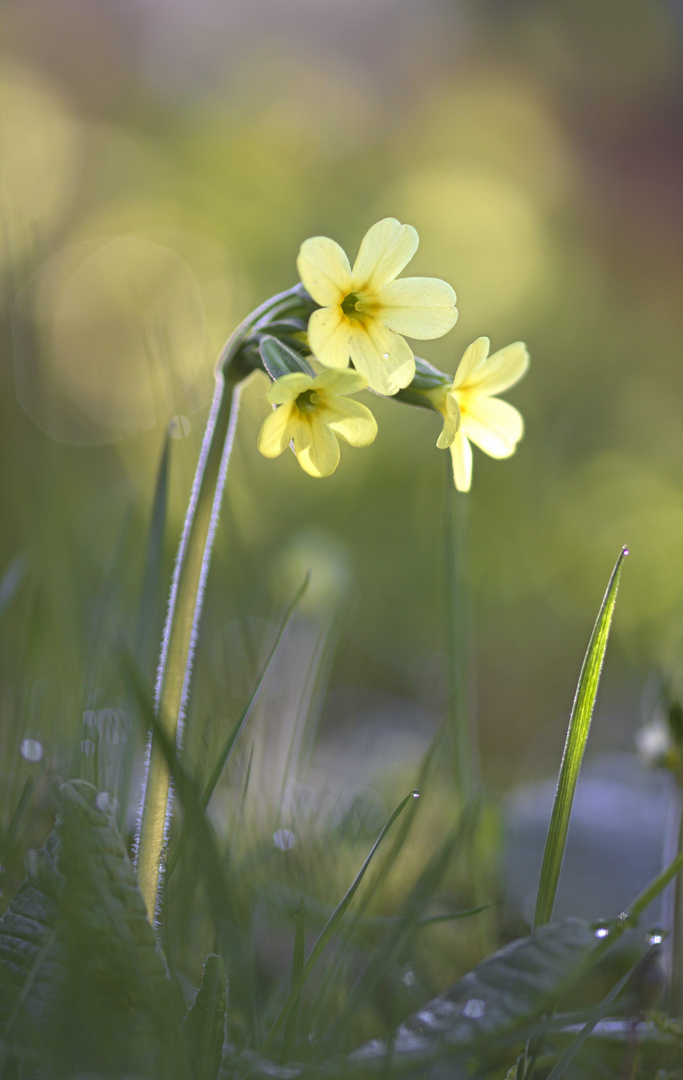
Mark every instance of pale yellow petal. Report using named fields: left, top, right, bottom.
left=451, top=337, right=490, bottom=390
left=378, top=277, right=458, bottom=339
left=348, top=321, right=415, bottom=395
left=297, top=237, right=352, bottom=306
left=292, top=415, right=340, bottom=477
left=351, top=218, right=418, bottom=292
left=265, top=372, right=313, bottom=404
left=449, top=431, right=473, bottom=492
left=257, top=403, right=296, bottom=458
left=323, top=398, right=378, bottom=447
left=461, top=396, right=524, bottom=458
left=436, top=393, right=461, bottom=448
left=312, top=368, right=368, bottom=396
left=465, top=342, right=529, bottom=396
left=307, top=306, right=352, bottom=369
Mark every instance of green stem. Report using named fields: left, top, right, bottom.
left=444, top=456, right=477, bottom=801
left=134, top=284, right=309, bottom=921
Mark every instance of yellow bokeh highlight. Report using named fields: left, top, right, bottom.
left=15, top=237, right=208, bottom=442
left=391, top=166, right=553, bottom=335
left=0, top=59, right=82, bottom=270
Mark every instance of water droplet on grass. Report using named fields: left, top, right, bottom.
left=273, top=828, right=296, bottom=851
left=20, top=738, right=43, bottom=762
left=646, top=923, right=667, bottom=945
left=95, top=791, right=117, bottom=814
left=411, top=789, right=420, bottom=799
left=594, top=923, right=610, bottom=939
left=462, top=998, right=486, bottom=1019
left=169, top=414, right=191, bottom=439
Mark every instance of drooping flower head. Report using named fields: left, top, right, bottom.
left=428, top=337, right=529, bottom=492
left=258, top=368, right=377, bottom=478
left=297, top=218, right=458, bottom=397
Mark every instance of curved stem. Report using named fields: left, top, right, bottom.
left=135, top=285, right=309, bottom=921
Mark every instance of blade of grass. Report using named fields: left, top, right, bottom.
left=544, top=957, right=647, bottom=1080
left=280, top=898, right=306, bottom=1064
left=316, top=800, right=482, bottom=1057
left=165, top=572, right=310, bottom=882
left=262, top=789, right=416, bottom=1053
left=122, top=647, right=260, bottom=1028
left=533, top=546, right=628, bottom=928
left=202, top=571, right=310, bottom=813
left=118, top=433, right=171, bottom=834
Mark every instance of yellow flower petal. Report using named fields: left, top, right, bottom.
left=351, top=218, right=419, bottom=292
left=297, top=237, right=352, bottom=306
left=462, top=396, right=524, bottom=458
left=464, top=342, right=529, bottom=396
left=451, top=337, right=490, bottom=390
left=257, top=402, right=296, bottom=457
left=312, top=368, right=368, bottom=395
left=324, top=397, right=378, bottom=446
left=265, top=372, right=313, bottom=404
left=378, top=277, right=458, bottom=339
left=293, top=415, right=340, bottom=477
left=307, top=306, right=352, bottom=369
left=436, top=393, right=461, bottom=448
left=449, top=431, right=473, bottom=492
left=348, top=321, right=415, bottom=395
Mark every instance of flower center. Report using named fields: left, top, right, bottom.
left=341, top=291, right=369, bottom=318
left=296, top=389, right=320, bottom=413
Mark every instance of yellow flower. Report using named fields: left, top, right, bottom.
left=257, top=368, right=377, bottom=478
left=429, top=337, right=529, bottom=492
left=296, top=218, right=458, bottom=397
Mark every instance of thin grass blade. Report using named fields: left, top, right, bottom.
left=533, top=546, right=628, bottom=928
left=280, top=898, right=306, bottom=1064
left=262, top=789, right=416, bottom=1053
left=317, top=800, right=482, bottom=1056
left=165, top=573, right=310, bottom=882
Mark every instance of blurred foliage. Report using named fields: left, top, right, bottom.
left=1, top=0, right=683, bottom=1029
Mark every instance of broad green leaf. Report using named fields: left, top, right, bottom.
left=185, top=953, right=229, bottom=1080
left=348, top=918, right=597, bottom=1075
left=533, top=548, right=627, bottom=928
left=0, top=780, right=182, bottom=1077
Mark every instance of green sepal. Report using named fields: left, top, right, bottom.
left=259, top=335, right=316, bottom=380
left=185, top=953, right=229, bottom=1080
left=394, top=355, right=451, bottom=411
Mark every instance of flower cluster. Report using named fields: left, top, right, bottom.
left=257, top=218, right=529, bottom=487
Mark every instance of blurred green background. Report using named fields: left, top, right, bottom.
left=2, top=0, right=683, bottom=832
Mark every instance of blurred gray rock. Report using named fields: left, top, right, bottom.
left=503, top=753, right=681, bottom=926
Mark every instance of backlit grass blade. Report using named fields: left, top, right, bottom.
left=165, top=572, right=309, bottom=881
left=317, top=800, right=482, bottom=1056
left=262, top=790, right=416, bottom=1053
left=280, top=898, right=306, bottom=1064
left=533, top=546, right=628, bottom=928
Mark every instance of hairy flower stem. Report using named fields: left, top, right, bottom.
left=135, top=285, right=309, bottom=921
left=444, top=456, right=478, bottom=802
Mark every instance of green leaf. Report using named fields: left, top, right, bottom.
left=0, top=780, right=183, bottom=1077
left=349, top=918, right=598, bottom=1074
left=185, top=953, right=228, bottom=1080
left=259, top=334, right=316, bottom=380
left=533, top=547, right=628, bottom=928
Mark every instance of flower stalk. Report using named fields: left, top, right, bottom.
left=135, top=285, right=313, bottom=921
